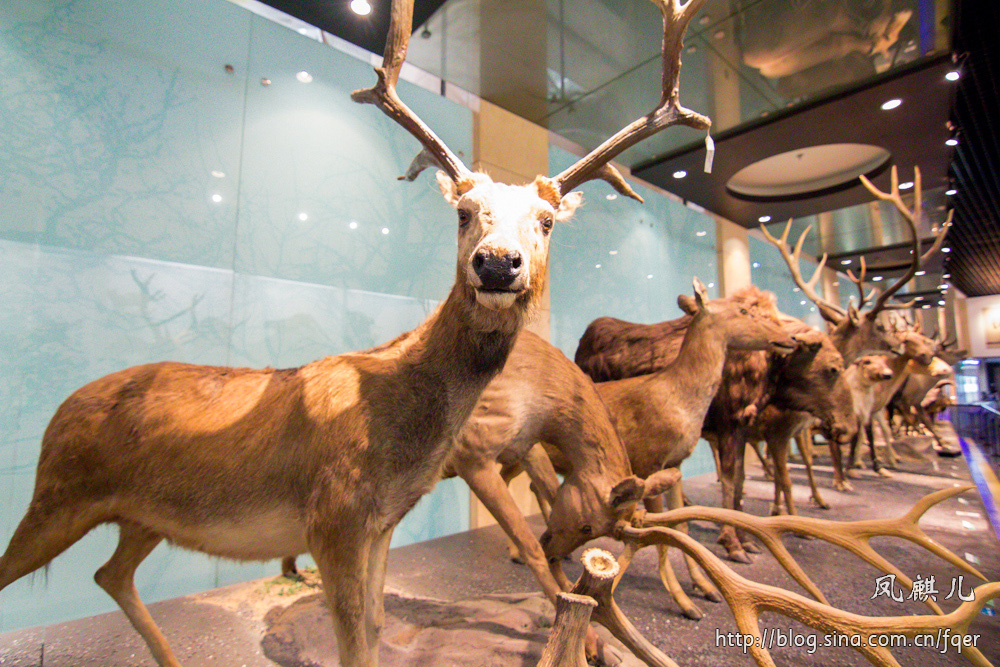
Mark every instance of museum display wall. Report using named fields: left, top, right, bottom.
left=0, top=0, right=822, bottom=632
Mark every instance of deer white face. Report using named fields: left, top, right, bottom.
left=439, top=173, right=581, bottom=312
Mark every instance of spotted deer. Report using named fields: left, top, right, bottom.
left=0, top=0, right=714, bottom=664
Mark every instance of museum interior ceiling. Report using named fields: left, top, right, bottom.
left=259, top=0, right=999, bottom=299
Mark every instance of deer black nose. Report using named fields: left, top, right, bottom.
left=473, top=249, right=522, bottom=290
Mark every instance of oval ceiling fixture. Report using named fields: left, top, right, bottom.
left=727, top=143, right=891, bottom=199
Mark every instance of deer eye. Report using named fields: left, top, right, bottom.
left=581, top=525, right=592, bottom=535
left=457, top=209, right=471, bottom=226
left=739, top=308, right=749, bottom=316
left=540, top=214, right=554, bottom=233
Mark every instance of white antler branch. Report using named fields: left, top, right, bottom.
left=554, top=0, right=712, bottom=200
left=760, top=221, right=846, bottom=323
left=351, top=0, right=471, bottom=183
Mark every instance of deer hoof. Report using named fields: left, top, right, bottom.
left=876, top=468, right=894, bottom=478
left=810, top=497, right=831, bottom=509
left=742, top=541, right=762, bottom=554
left=681, top=604, right=705, bottom=621
left=846, top=469, right=862, bottom=479
left=834, top=480, right=854, bottom=492
left=727, top=548, right=753, bottom=564
left=700, top=588, right=724, bottom=603
left=587, top=631, right=622, bottom=667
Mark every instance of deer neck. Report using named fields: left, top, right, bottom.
left=662, top=314, right=729, bottom=406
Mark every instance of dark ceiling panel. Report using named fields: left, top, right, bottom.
left=632, top=56, right=956, bottom=229
left=259, top=0, right=448, bottom=56
left=945, top=0, right=1000, bottom=297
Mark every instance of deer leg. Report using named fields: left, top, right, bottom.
left=669, top=482, right=721, bottom=604
left=828, top=430, right=853, bottom=491
left=521, top=443, right=560, bottom=521
left=464, top=463, right=563, bottom=601
left=874, top=410, right=899, bottom=466
left=498, top=462, right=529, bottom=563
left=768, top=435, right=796, bottom=516
left=867, top=421, right=892, bottom=477
left=731, top=450, right=760, bottom=554
left=798, top=431, right=829, bottom=509
left=846, top=428, right=863, bottom=479
left=643, top=494, right=703, bottom=620
left=312, top=529, right=375, bottom=667
left=715, top=432, right=751, bottom=563
left=749, top=440, right=773, bottom=479
left=94, top=522, right=180, bottom=667
left=365, top=527, right=394, bottom=650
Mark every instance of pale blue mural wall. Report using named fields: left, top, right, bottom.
left=748, top=234, right=825, bottom=329
left=0, top=0, right=472, bottom=630
left=548, top=145, right=720, bottom=479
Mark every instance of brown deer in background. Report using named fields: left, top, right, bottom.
left=576, top=289, right=855, bottom=563
left=556, top=279, right=797, bottom=618
left=0, top=0, right=715, bottom=664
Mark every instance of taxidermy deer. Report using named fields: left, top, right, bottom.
left=553, top=278, right=797, bottom=619
left=576, top=289, right=855, bottom=563
left=0, top=0, right=714, bottom=664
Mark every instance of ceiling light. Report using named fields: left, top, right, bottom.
left=881, top=98, right=902, bottom=111
left=296, top=71, right=313, bottom=83
left=832, top=281, right=839, bottom=286
left=921, top=304, right=931, bottom=309
left=939, top=300, right=946, bottom=306
left=298, top=212, right=308, bottom=221
left=942, top=247, right=951, bottom=253
left=606, top=194, right=617, bottom=200
left=800, top=300, right=807, bottom=305
left=381, top=227, right=389, bottom=235
left=673, top=170, right=687, bottom=179
left=211, top=193, right=222, bottom=203
left=758, top=215, right=771, bottom=223
left=946, top=138, right=958, bottom=147
left=647, top=274, right=654, bottom=279
left=350, top=0, right=372, bottom=15
left=595, top=264, right=602, bottom=269
left=899, top=181, right=914, bottom=190
left=696, top=230, right=707, bottom=237
left=349, top=221, right=358, bottom=229
left=915, top=270, right=926, bottom=276
left=872, top=276, right=884, bottom=281
left=609, top=250, right=618, bottom=255
left=841, top=259, right=852, bottom=265
left=793, top=287, right=800, bottom=292
left=211, top=170, right=225, bottom=178
left=943, top=273, right=951, bottom=279
left=938, top=284, right=948, bottom=290
left=707, top=282, right=715, bottom=288
left=946, top=70, right=960, bottom=82
left=946, top=188, right=957, bottom=196
left=752, top=262, right=761, bottom=269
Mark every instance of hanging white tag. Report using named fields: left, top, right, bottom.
left=704, top=132, right=715, bottom=173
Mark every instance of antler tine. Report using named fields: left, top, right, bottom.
left=554, top=0, right=712, bottom=200
left=846, top=256, right=878, bottom=308
left=761, top=221, right=846, bottom=322
left=620, top=524, right=1000, bottom=667
left=641, top=485, right=987, bottom=616
left=351, top=0, right=470, bottom=183
left=882, top=297, right=919, bottom=310
left=859, top=167, right=925, bottom=315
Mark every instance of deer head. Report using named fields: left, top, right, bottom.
left=770, top=320, right=856, bottom=444
left=540, top=468, right=681, bottom=564
left=761, top=166, right=950, bottom=363
left=854, top=354, right=895, bottom=384
left=677, top=278, right=796, bottom=353
left=352, top=0, right=712, bottom=333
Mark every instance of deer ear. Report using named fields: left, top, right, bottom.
left=556, top=191, right=584, bottom=222
left=437, top=171, right=461, bottom=206
left=608, top=476, right=645, bottom=509
left=642, top=468, right=681, bottom=498
left=678, top=294, right=699, bottom=316
left=692, top=276, right=709, bottom=307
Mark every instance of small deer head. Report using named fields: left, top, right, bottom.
left=678, top=279, right=796, bottom=353
left=539, top=468, right=680, bottom=563
left=854, top=355, right=895, bottom=384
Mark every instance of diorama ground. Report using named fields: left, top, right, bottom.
left=1, top=426, right=997, bottom=667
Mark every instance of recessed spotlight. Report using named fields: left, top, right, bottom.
left=939, top=300, right=946, bottom=306
left=707, top=282, right=715, bottom=288
left=696, top=230, right=707, bottom=237
left=872, top=276, right=884, bottom=281
left=942, top=247, right=951, bottom=253
left=595, top=264, right=602, bottom=269
left=758, top=215, right=771, bottom=223
left=800, top=300, right=807, bottom=305
left=841, top=259, right=852, bottom=265
left=647, top=274, right=654, bottom=279
left=752, top=262, right=761, bottom=269
left=938, top=284, right=949, bottom=289
left=946, top=70, right=960, bottom=82
left=881, top=98, right=902, bottom=111
left=832, top=281, right=839, bottom=286
left=210, top=170, right=226, bottom=178
left=350, top=0, right=372, bottom=15
left=793, top=287, right=800, bottom=292
left=943, top=273, right=951, bottom=279
left=606, top=194, right=618, bottom=201
left=946, top=188, right=957, bottom=196
left=899, top=181, right=914, bottom=190
left=211, top=193, right=222, bottom=203
left=673, top=170, right=687, bottom=179
left=381, top=227, right=389, bottom=235
left=921, top=304, right=931, bottom=309
left=298, top=212, right=308, bottom=221
left=349, top=221, right=358, bottom=230
left=296, top=71, right=313, bottom=83
left=946, top=138, right=958, bottom=147
left=609, top=250, right=618, bottom=255
left=915, top=270, right=926, bottom=276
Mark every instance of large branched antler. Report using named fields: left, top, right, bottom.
left=639, top=485, right=986, bottom=615
left=553, top=0, right=712, bottom=201
left=351, top=0, right=471, bottom=184
left=759, top=221, right=846, bottom=323
left=615, top=525, right=1000, bottom=667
